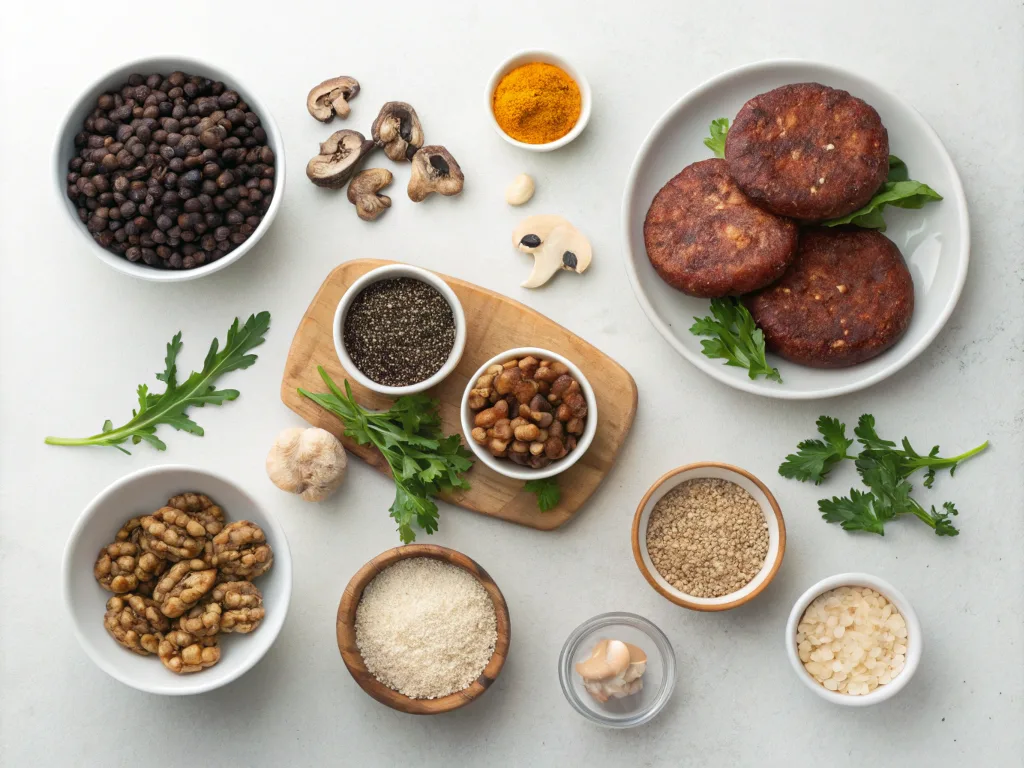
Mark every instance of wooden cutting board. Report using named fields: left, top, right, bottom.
left=280, top=259, right=638, bottom=530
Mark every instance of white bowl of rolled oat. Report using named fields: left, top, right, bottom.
left=631, top=463, right=786, bottom=611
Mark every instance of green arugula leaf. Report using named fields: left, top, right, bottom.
left=703, top=118, right=730, bottom=158
left=300, top=367, right=474, bottom=543
left=524, top=477, right=561, bottom=511
left=45, top=312, right=271, bottom=453
left=778, top=416, right=854, bottom=484
left=689, top=298, right=782, bottom=383
left=822, top=155, right=941, bottom=231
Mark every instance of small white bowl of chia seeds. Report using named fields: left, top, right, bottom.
left=333, top=264, right=467, bottom=397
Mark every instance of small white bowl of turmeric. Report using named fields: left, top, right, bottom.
left=486, top=50, right=592, bottom=151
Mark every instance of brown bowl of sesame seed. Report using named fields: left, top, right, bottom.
left=631, top=463, right=786, bottom=611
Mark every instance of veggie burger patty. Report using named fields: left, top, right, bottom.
left=725, top=83, right=889, bottom=221
left=643, top=158, right=799, bottom=297
left=743, top=228, right=914, bottom=368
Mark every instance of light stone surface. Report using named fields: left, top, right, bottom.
left=1, top=1, right=1021, bottom=765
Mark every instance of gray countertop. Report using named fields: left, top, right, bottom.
left=1, top=0, right=1021, bottom=765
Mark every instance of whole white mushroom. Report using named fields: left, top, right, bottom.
left=266, top=427, right=347, bottom=502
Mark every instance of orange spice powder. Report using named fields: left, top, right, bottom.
left=491, top=62, right=581, bottom=144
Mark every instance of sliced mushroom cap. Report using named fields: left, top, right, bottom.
left=347, top=168, right=393, bottom=221
left=512, top=215, right=593, bottom=288
left=371, top=101, right=424, bottom=162
left=408, top=145, right=465, bottom=202
left=306, top=76, right=360, bottom=121
left=306, top=129, right=374, bottom=188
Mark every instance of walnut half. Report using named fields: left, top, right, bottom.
left=152, top=559, right=217, bottom=618
left=212, top=581, right=265, bottom=633
left=139, top=507, right=210, bottom=562
left=104, top=594, right=170, bottom=656
left=158, top=631, right=220, bottom=674
left=212, top=521, right=273, bottom=580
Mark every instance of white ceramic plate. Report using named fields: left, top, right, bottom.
left=63, top=465, right=292, bottom=695
left=621, top=60, right=969, bottom=399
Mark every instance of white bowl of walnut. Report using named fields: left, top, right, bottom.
left=62, top=464, right=292, bottom=695
left=460, top=347, right=598, bottom=481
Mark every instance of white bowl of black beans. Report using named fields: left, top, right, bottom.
left=53, top=56, right=285, bottom=281
left=333, top=264, right=467, bottom=397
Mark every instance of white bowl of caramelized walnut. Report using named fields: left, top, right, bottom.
left=461, top=347, right=598, bottom=480
left=62, top=465, right=291, bottom=695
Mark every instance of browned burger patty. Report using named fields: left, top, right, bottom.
left=643, top=158, right=799, bottom=297
left=725, top=83, right=889, bottom=221
left=743, top=228, right=913, bottom=368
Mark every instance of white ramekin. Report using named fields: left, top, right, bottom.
left=785, top=573, right=923, bottom=706
left=460, top=347, right=598, bottom=480
left=485, top=50, right=592, bottom=152
left=53, top=56, right=285, bottom=282
left=333, top=264, right=467, bottom=397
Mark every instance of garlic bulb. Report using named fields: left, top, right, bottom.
left=266, top=427, right=347, bottom=502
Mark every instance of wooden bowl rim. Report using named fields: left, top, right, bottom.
left=630, top=461, right=787, bottom=611
left=336, top=543, right=511, bottom=714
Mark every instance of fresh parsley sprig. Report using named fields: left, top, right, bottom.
left=821, top=155, right=942, bottom=231
left=778, top=416, right=854, bottom=484
left=780, top=414, right=987, bottom=536
left=299, top=367, right=473, bottom=544
left=853, top=414, right=988, bottom=488
left=45, top=312, right=271, bottom=453
left=703, top=118, right=729, bottom=158
left=689, top=298, right=782, bottom=383
left=525, top=477, right=561, bottom=511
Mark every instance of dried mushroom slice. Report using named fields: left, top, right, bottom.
left=212, top=581, right=265, bottom=634
left=371, top=102, right=424, bottom=161
left=139, top=506, right=209, bottom=562
left=104, top=594, right=170, bottom=656
left=177, top=598, right=222, bottom=638
left=158, top=630, right=221, bottom=674
left=94, top=540, right=168, bottom=593
left=166, top=492, right=225, bottom=537
left=306, top=129, right=374, bottom=188
left=152, top=559, right=217, bottom=618
left=213, top=520, right=274, bottom=579
left=408, top=146, right=465, bottom=202
left=307, top=76, right=360, bottom=121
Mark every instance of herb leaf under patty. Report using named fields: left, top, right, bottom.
left=704, top=118, right=730, bottom=158
left=299, top=368, right=473, bottom=543
left=689, top=298, right=782, bottom=383
left=45, top=312, right=271, bottom=454
left=782, top=413, right=987, bottom=537
left=525, top=477, right=561, bottom=511
left=822, top=155, right=942, bottom=231
left=778, top=416, right=854, bottom=484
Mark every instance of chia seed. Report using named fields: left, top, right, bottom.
left=343, top=277, right=456, bottom=387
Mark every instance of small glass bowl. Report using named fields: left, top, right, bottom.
left=558, top=612, right=676, bottom=728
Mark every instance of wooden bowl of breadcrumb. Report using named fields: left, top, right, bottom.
left=336, top=544, right=511, bottom=714
left=631, top=462, right=786, bottom=611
